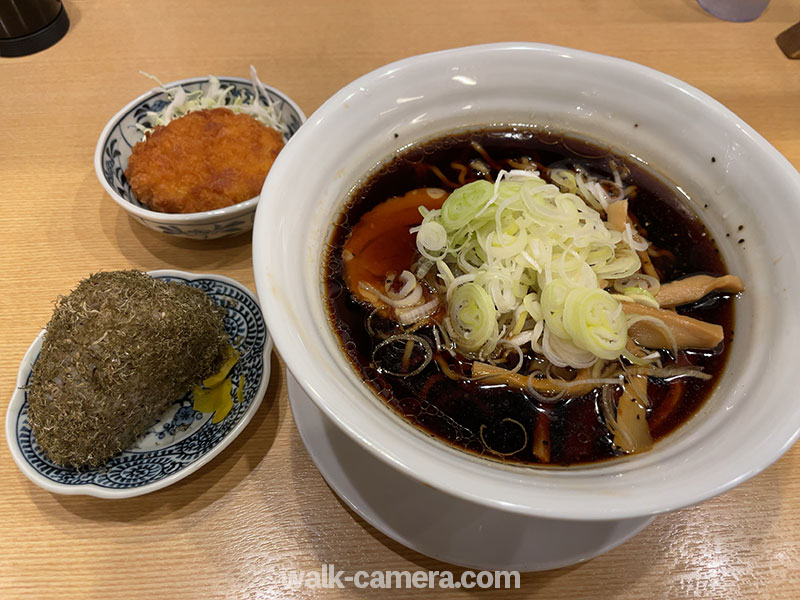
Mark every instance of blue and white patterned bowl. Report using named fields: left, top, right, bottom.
left=5, top=270, right=272, bottom=498
left=94, top=76, right=306, bottom=240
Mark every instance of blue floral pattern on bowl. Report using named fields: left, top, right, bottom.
left=5, top=271, right=272, bottom=498
left=95, top=76, right=306, bottom=240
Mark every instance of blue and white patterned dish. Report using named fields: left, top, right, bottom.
left=5, top=270, right=272, bottom=498
left=94, top=76, right=306, bottom=240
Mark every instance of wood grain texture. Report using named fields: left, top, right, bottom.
left=2, top=1, right=799, bottom=598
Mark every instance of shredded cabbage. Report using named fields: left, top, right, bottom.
left=417, top=170, right=646, bottom=366
left=137, top=65, right=289, bottom=139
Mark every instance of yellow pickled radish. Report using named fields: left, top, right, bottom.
left=192, top=345, right=240, bottom=422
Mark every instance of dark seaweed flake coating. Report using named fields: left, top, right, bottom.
left=26, top=271, right=228, bottom=468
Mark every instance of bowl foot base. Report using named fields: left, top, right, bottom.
left=288, top=370, right=654, bottom=572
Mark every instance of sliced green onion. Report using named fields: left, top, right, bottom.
left=413, top=169, right=645, bottom=365
left=622, top=286, right=659, bottom=308
left=415, top=221, right=448, bottom=259
left=541, top=279, right=572, bottom=340
left=447, top=282, right=498, bottom=352
left=562, top=287, right=627, bottom=360
left=440, top=180, right=494, bottom=231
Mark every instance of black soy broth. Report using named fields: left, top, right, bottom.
left=324, top=127, right=734, bottom=466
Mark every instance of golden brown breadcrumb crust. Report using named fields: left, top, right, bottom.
left=125, top=108, right=284, bottom=214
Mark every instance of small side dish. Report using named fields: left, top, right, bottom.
left=27, top=271, right=229, bottom=468
left=6, top=270, right=271, bottom=498
left=95, top=70, right=306, bottom=239
left=126, top=69, right=290, bottom=214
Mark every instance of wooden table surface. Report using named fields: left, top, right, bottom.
left=2, top=1, right=800, bottom=598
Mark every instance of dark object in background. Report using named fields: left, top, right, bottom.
left=0, top=0, right=69, bottom=57
left=777, top=21, right=800, bottom=59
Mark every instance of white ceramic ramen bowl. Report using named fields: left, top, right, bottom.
left=253, top=43, right=800, bottom=522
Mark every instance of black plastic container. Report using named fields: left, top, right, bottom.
left=0, top=0, right=69, bottom=57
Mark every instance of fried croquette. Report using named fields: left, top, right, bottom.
left=125, top=108, right=284, bottom=213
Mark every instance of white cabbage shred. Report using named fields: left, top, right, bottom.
left=136, top=65, right=290, bottom=139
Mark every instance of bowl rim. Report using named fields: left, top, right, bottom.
left=4, top=269, right=273, bottom=499
left=93, top=75, right=307, bottom=223
left=254, top=42, right=800, bottom=520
